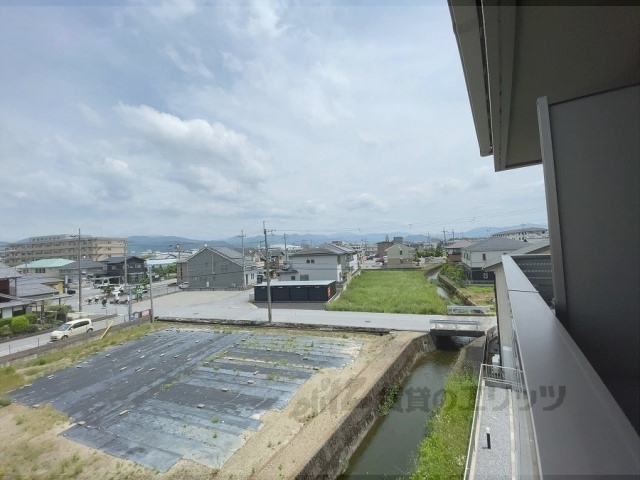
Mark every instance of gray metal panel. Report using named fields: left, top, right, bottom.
left=504, top=257, right=640, bottom=476
left=543, top=85, right=640, bottom=381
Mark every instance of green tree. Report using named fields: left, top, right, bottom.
left=10, top=316, right=30, bottom=334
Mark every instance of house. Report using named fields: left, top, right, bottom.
left=0, top=263, right=32, bottom=319
left=59, top=259, right=107, bottom=281
left=376, top=240, right=393, bottom=259
left=445, top=240, right=475, bottom=263
left=461, top=237, right=527, bottom=282
left=288, top=243, right=358, bottom=283
left=103, top=256, right=147, bottom=284
left=15, top=258, right=74, bottom=276
left=186, top=246, right=257, bottom=289
left=258, top=248, right=286, bottom=273
left=385, top=243, right=415, bottom=268
left=449, top=2, right=639, bottom=476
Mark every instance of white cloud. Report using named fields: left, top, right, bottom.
left=163, top=43, right=213, bottom=79
left=77, top=103, right=104, bottom=126
left=114, top=103, right=269, bottom=183
left=343, top=193, right=388, bottom=212
left=245, top=1, right=287, bottom=38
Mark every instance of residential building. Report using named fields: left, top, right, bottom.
left=385, top=243, right=415, bottom=268
left=288, top=243, right=358, bottom=283
left=376, top=240, right=393, bottom=259
left=3, top=234, right=125, bottom=267
left=449, top=2, right=639, bottom=476
left=492, top=227, right=549, bottom=243
left=103, top=256, right=147, bottom=284
left=0, top=263, right=31, bottom=319
left=15, top=258, right=74, bottom=276
left=445, top=240, right=475, bottom=263
left=259, top=248, right=286, bottom=273
left=59, top=259, right=107, bottom=281
left=186, top=246, right=256, bottom=289
left=461, top=237, right=526, bottom=282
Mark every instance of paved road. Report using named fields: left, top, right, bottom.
left=0, top=288, right=495, bottom=360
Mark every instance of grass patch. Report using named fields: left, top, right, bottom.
left=327, top=270, right=449, bottom=314
left=410, top=354, right=478, bottom=479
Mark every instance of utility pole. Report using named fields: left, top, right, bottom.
left=442, top=228, right=447, bottom=243
left=263, top=221, right=272, bottom=323
left=238, top=230, right=246, bottom=289
left=283, top=233, right=288, bottom=264
left=148, top=265, right=155, bottom=322
left=77, top=228, right=82, bottom=312
left=124, top=239, right=132, bottom=322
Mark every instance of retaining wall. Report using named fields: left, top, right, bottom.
left=292, top=332, right=436, bottom=479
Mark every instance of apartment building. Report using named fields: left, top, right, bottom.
left=3, top=234, right=125, bottom=267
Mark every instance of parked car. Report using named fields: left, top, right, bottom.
left=50, top=318, right=93, bottom=341
left=66, top=288, right=76, bottom=294
left=178, top=282, right=189, bottom=289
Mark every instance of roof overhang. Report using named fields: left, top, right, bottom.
left=448, top=1, right=640, bottom=171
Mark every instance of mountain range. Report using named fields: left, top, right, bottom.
left=125, top=224, right=546, bottom=254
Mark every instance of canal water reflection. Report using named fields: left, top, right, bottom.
left=341, top=349, right=458, bottom=478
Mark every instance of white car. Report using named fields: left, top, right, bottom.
left=51, top=319, right=93, bottom=341
left=178, top=282, right=189, bottom=289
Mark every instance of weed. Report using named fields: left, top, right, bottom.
left=15, top=415, right=25, bottom=425
left=0, top=397, right=11, bottom=407
left=378, top=384, right=400, bottom=416
left=211, top=415, right=220, bottom=423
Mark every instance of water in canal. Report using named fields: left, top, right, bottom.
left=341, top=349, right=458, bottom=478
left=427, top=271, right=450, bottom=300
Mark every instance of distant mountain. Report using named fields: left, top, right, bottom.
left=1, top=224, right=548, bottom=256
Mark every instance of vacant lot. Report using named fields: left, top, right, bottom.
left=327, top=270, right=449, bottom=315
left=0, top=322, right=419, bottom=479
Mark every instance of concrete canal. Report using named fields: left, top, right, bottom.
left=341, top=348, right=458, bottom=477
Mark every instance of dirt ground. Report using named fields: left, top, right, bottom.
left=0, top=329, right=421, bottom=480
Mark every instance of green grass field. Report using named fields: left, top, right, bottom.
left=326, top=270, right=449, bottom=314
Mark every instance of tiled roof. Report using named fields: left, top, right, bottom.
left=462, top=237, right=528, bottom=252
left=17, top=258, right=74, bottom=268
left=0, top=263, right=21, bottom=279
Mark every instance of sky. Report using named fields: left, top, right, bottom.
left=0, top=0, right=548, bottom=243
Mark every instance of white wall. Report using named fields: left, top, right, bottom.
left=290, top=255, right=341, bottom=282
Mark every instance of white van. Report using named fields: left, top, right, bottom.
left=50, top=318, right=93, bottom=341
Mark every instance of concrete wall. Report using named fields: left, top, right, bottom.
left=293, top=333, right=436, bottom=479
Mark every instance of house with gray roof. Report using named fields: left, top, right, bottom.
left=59, top=259, right=107, bottom=281
left=461, top=237, right=528, bottom=281
left=186, top=246, right=257, bottom=290
left=445, top=240, right=476, bottom=263
left=288, top=243, right=358, bottom=283
left=0, top=263, right=32, bottom=318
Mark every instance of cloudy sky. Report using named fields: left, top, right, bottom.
left=0, top=1, right=547, bottom=242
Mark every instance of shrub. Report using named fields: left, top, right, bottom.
left=0, top=318, right=11, bottom=328
left=25, top=313, right=38, bottom=324
left=0, top=325, right=12, bottom=337
left=10, top=316, right=30, bottom=334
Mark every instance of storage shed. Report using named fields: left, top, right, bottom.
left=253, top=280, right=336, bottom=303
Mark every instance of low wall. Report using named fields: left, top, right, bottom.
left=293, top=333, right=436, bottom=479
left=0, top=315, right=151, bottom=365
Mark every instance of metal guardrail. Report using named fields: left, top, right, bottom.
left=481, top=363, right=521, bottom=387
left=430, top=319, right=481, bottom=331
left=447, top=305, right=491, bottom=315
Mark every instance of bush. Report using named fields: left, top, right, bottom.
left=0, top=318, right=11, bottom=328
left=0, top=325, right=12, bottom=337
left=25, top=313, right=38, bottom=324
left=10, top=316, right=30, bottom=334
